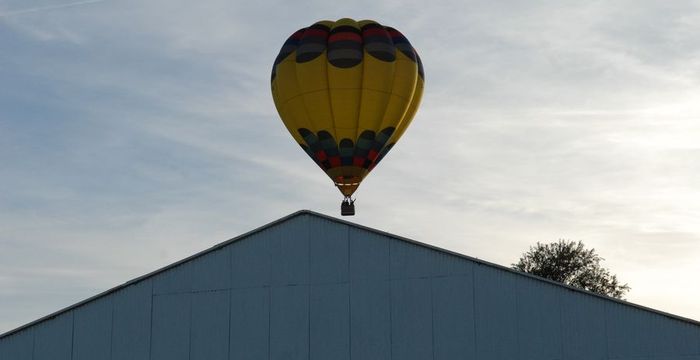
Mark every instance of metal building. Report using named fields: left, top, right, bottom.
left=1, top=210, right=699, bottom=360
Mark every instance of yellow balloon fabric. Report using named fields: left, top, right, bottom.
left=271, top=18, right=424, bottom=197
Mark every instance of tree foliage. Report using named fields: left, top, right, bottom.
left=512, top=240, right=630, bottom=299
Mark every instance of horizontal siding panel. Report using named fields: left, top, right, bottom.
left=391, top=278, right=433, bottom=360
left=350, top=279, right=391, bottom=360
left=191, top=291, right=230, bottom=360
left=151, top=293, right=191, bottom=360
left=270, top=216, right=309, bottom=286
left=474, top=265, right=518, bottom=360
left=270, top=285, right=309, bottom=360
left=560, top=290, right=607, bottom=360
left=516, top=278, right=562, bottom=360
left=349, top=228, right=390, bottom=281
left=433, top=275, right=475, bottom=360
left=33, top=312, right=73, bottom=360
left=0, top=329, right=33, bottom=360
left=111, top=280, right=152, bottom=360
left=230, top=287, right=269, bottom=360
left=192, top=247, right=231, bottom=291
left=73, top=296, right=112, bottom=360
left=309, top=217, right=348, bottom=284
left=310, top=283, right=349, bottom=360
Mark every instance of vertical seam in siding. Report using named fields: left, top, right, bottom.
left=70, top=312, right=75, bottom=360
left=346, top=224, right=351, bottom=360
left=430, top=277, right=435, bottom=360
left=267, top=286, right=271, bottom=360
left=389, top=240, right=393, bottom=360
left=604, top=301, right=610, bottom=360
left=188, top=293, right=193, bottom=360
left=227, top=289, right=232, bottom=360
left=558, top=289, right=564, bottom=359
left=471, top=265, right=477, bottom=360
left=109, top=298, right=114, bottom=360
left=148, top=282, right=154, bottom=360
left=514, top=276, right=520, bottom=359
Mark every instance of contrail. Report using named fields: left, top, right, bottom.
left=0, top=0, right=106, bottom=17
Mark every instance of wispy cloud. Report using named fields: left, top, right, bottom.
left=0, top=0, right=106, bottom=17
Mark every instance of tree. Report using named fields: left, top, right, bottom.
left=512, top=240, right=630, bottom=299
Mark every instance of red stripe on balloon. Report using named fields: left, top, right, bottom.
left=368, top=150, right=379, bottom=161
left=329, top=156, right=341, bottom=167
left=316, top=151, right=327, bottom=161
left=329, top=32, right=362, bottom=42
left=303, top=28, right=329, bottom=38
left=362, top=28, right=388, bottom=37
left=353, top=157, right=365, bottom=167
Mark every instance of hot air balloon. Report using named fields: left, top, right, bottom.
left=271, top=18, right=424, bottom=216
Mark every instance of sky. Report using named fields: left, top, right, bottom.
left=1, top=0, right=699, bottom=332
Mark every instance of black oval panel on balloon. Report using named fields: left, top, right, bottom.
left=296, top=24, right=330, bottom=63
left=386, top=27, right=417, bottom=62
left=327, top=25, right=363, bottom=68
left=361, top=23, right=395, bottom=62
left=271, top=29, right=304, bottom=81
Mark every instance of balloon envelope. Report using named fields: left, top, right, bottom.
left=271, top=18, right=424, bottom=197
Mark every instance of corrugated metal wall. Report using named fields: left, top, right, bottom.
left=1, top=212, right=699, bottom=360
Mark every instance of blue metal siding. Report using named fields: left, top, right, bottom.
left=0, top=328, right=33, bottom=360
left=561, top=289, right=608, bottom=360
left=432, top=274, right=475, bottom=360
left=391, top=278, right=433, bottom=360
left=229, top=287, right=269, bottom=360
left=474, top=264, right=519, bottom=360
left=2, top=212, right=700, bottom=360
left=348, top=227, right=390, bottom=281
left=270, top=285, right=309, bottom=360
left=310, top=283, right=349, bottom=360
left=110, top=280, right=151, bottom=360
left=192, top=248, right=230, bottom=292
left=230, top=229, right=271, bottom=288
left=309, top=217, right=348, bottom=284
left=270, top=217, right=309, bottom=286
left=33, top=312, right=72, bottom=360
left=349, top=279, right=391, bottom=360
left=151, top=293, right=190, bottom=360
left=72, top=297, right=112, bottom=360
left=516, top=277, right=562, bottom=360
left=190, top=291, right=229, bottom=360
